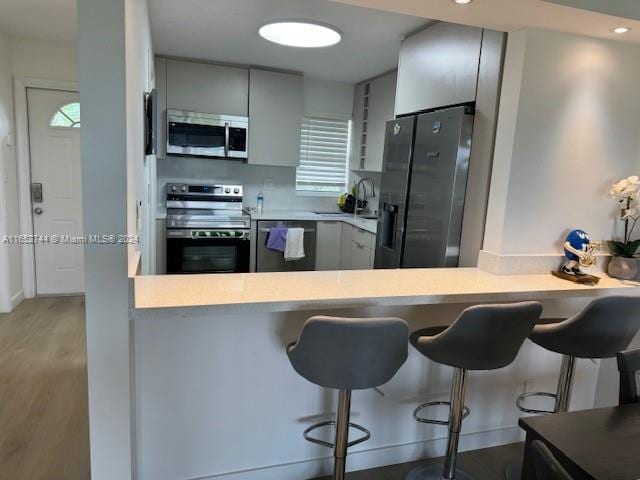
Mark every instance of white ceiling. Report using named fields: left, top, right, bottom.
left=0, top=0, right=76, bottom=44
left=148, top=0, right=427, bottom=84
left=3, top=0, right=640, bottom=82
left=335, top=0, right=640, bottom=43
left=542, top=0, right=640, bottom=21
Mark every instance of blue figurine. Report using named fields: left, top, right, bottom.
left=561, top=229, right=599, bottom=276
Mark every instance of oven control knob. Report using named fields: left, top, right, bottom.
left=233, top=188, right=240, bottom=194
left=170, top=185, right=177, bottom=192
left=225, top=187, right=231, bottom=193
left=181, top=185, right=187, bottom=192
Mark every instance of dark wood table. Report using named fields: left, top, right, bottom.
left=519, top=404, right=640, bottom=480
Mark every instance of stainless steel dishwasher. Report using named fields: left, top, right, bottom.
left=257, top=221, right=317, bottom=272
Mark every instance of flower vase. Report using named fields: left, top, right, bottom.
left=608, top=256, right=638, bottom=280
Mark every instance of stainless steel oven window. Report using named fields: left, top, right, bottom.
left=181, top=245, right=237, bottom=273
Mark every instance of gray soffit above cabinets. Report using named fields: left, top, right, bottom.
left=540, top=0, right=640, bottom=20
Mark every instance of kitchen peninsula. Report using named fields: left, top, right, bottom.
left=130, top=265, right=637, bottom=480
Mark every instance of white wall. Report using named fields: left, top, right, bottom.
left=485, top=28, right=640, bottom=258
left=0, top=30, right=22, bottom=312
left=78, top=0, right=156, bottom=477
left=10, top=37, right=77, bottom=81
left=157, top=77, right=355, bottom=215
left=125, top=0, right=155, bottom=274
left=0, top=36, right=78, bottom=311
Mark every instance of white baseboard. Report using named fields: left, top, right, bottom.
left=183, top=426, right=523, bottom=480
left=10, top=290, right=24, bottom=310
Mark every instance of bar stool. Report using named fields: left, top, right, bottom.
left=517, top=296, right=640, bottom=415
left=407, top=301, right=543, bottom=480
left=287, top=316, right=409, bottom=480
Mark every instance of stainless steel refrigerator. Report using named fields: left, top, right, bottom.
left=374, top=105, right=474, bottom=269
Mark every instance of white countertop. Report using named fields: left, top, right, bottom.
left=249, top=209, right=378, bottom=233
left=133, top=267, right=638, bottom=315
left=157, top=209, right=379, bottom=233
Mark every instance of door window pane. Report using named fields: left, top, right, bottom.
left=50, top=102, right=81, bottom=128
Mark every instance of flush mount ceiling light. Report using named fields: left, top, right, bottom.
left=259, top=20, right=342, bottom=48
left=612, top=27, right=631, bottom=34
left=453, top=0, right=473, bottom=4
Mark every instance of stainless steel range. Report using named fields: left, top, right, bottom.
left=166, top=183, right=250, bottom=274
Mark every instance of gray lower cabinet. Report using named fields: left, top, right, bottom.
left=350, top=226, right=375, bottom=270
left=338, top=223, right=375, bottom=270
left=340, top=223, right=353, bottom=269
left=166, top=59, right=249, bottom=116
left=316, top=222, right=342, bottom=271
left=351, top=241, right=372, bottom=270
left=248, top=69, right=303, bottom=166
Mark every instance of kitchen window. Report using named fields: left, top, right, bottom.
left=296, top=116, right=350, bottom=195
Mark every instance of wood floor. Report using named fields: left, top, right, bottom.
left=0, top=296, right=90, bottom=480
left=314, top=442, right=524, bottom=480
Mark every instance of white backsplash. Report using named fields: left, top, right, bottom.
left=157, top=156, right=341, bottom=215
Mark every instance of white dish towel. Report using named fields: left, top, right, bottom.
left=284, top=228, right=305, bottom=261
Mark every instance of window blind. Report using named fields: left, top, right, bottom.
left=296, top=116, right=350, bottom=194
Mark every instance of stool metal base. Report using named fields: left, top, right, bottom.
left=516, top=392, right=557, bottom=415
left=303, top=420, right=371, bottom=449
left=516, top=355, right=577, bottom=415
left=414, top=401, right=471, bottom=425
left=406, top=463, right=474, bottom=480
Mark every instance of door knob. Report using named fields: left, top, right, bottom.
left=33, top=207, right=43, bottom=215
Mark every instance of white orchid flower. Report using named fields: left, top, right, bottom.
left=611, top=176, right=640, bottom=198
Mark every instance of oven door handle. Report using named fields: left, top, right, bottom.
left=224, top=122, right=230, bottom=157
left=166, top=230, right=250, bottom=239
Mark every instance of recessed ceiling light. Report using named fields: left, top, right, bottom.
left=259, top=21, right=342, bottom=48
left=453, top=0, right=473, bottom=4
left=612, top=27, right=631, bottom=34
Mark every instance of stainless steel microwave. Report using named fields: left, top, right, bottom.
left=166, top=110, right=249, bottom=159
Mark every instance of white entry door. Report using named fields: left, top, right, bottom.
left=27, top=88, right=84, bottom=295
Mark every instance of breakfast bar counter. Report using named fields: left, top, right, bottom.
left=133, top=267, right=636, bottom=315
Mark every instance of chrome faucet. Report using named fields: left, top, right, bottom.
left=354, top=177, right=376, bottom=218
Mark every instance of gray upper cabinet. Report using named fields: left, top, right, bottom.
left=248, top=69, right=303, bottom=167
left=350, top=71, right=397, bottom=172
left=395, top=22, right=483, bottom=116
left=364, top=71, right=397, bottom=172
left=166, top=59, right=249, bottom=115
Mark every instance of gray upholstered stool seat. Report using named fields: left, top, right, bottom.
left=408, top=302, right=543, bottom=480
left=517, top=296, right=640, bottom=415
left=287, top=316, right=409, bottom=480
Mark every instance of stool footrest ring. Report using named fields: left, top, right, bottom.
left=303, top=420, right=371, bottom=449
left=516, top=391, right=557, bottom=415
left=413, top=401, right=470, bottom=425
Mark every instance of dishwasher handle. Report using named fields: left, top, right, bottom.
left=259, top=228, right=316, bottom=234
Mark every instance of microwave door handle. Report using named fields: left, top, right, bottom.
left=224, top=123, right=230, bottom=157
